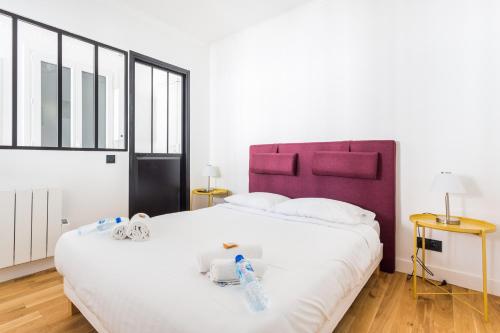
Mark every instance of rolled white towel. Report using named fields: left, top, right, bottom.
left=111, top=219, right=129, bottom=240
left=197, top=244, right=263, bottom=273
left=126, top=213, right=151, bottom=241
left=130, top=212, right=150, bottom=222
left=126, top=221, right=150, bottom=241
left=209, top=258, right=267, bottom=283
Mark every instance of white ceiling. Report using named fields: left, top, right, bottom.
left=109, top=0, right=313, bottom=44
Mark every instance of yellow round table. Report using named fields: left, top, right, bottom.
left=190, top=188, right=230, bottom=210
left=409, top=213, right=496, bottom=321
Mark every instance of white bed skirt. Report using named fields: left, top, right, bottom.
left=65, top=279, right=110, bottom=333
left=318, top=244, right=382, bottom=333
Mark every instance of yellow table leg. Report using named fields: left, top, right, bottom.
left=413, top=222, right=418, bottom=299
left=422, top=227, right=426, bottom=282
left=481, top=231, right=488, bottom=321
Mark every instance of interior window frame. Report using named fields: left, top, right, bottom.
left=0, top=8, right=128, bottom=152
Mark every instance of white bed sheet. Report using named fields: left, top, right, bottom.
left=55, top=204, right=381, bottom=333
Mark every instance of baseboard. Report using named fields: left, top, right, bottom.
left=0, top=257, right=54, bottom=283
left=396, top=257, right=500, bottom=296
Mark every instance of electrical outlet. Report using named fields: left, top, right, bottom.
left=61, top=218, right=70, bottom=233
left=417, top=237, right=442, bottom=252
left=106, top=155, right=116, bottom=164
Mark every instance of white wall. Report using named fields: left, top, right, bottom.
left=210, top=0, right=500, bottom=295
left=0, top=0, right=210, bottom=272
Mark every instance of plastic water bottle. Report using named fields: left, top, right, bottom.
left=78, top=217, right=125, bottom=236
left=235, top=255, right=269, bottom=311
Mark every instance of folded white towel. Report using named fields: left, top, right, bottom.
left=197, top=244, right=263, bottom=273
left=111, top=220, right=129, bottom=240
left=126, top=213, right=151, bottom=241
left=209, top=258, right=267, bottom=283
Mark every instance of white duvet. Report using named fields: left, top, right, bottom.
left=55, top=204, right=380, bottom=333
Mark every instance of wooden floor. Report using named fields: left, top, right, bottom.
left=0, top=270, right=95, bottom=333
left=335, top=271, right=500, bottom=333
left=1, top=270, right=499, bottom=332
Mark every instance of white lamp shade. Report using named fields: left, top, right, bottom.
left=431, top=172, right=465, bottom=194
left=203, top=165, right=220, bottom=177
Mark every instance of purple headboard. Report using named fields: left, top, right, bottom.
left=249, top=140, right=396, bottom=273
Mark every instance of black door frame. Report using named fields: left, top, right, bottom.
left=129, top=51, right=190, bottom=215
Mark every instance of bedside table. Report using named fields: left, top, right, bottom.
left=409, top=213, right=496, bottom=321
left=190, top=188, right=230, bottom=210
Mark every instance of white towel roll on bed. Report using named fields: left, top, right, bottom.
left=126, top=213, right=151, bottom=241
left=209, top=258, right=267, bottom=283
left=197, top=244, right=263, bottom=273
left=111, top=221, right=129, bottom=240
left=126, top=221, right=150, bottom=241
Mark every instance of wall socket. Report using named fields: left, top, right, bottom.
left=417, top=237, right=442, bottom=252
left=106, top=155, right=116, bottom=164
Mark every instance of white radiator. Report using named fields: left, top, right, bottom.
left=0, top=188, right=62, bottom=269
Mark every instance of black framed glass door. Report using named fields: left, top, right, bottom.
left=129, top=52, right=190, bottom=217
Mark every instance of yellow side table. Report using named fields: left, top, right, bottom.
left=190, top=188, right=230, bottom=210
left=409, top=213, right=496, bottom=321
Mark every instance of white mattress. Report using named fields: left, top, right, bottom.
left=55, top=204, right=381, bottom=333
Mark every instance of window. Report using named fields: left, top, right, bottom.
left=0, top=14, right=12, bottom=146
left=134, top=62, right=184, bottom=154
left=153, top=68, right=168, bottom=153
left=0, top=10, right=127, bottom=151
left=134, top=62, right=152, bottom=153
left=168, top=72, right=183, bottom=154
left=17, top=21, right=58, bottom=147
left=61, top=36, right=95, bottom=148
left=98, top=47, right=126, bottom=149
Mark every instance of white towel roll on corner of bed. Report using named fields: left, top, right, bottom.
left=209, top=258, right=267, bottom=283
left=111, top=222, right=129, bottom=240
left=127, top=213, right=151, bottom=241
left=197, top=244, right=263, bottom=273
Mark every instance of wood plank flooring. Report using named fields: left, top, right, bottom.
left=335, top=271, right=500, bottom=333
left=0, top=270, right=94, bottom=333
left=0, top=269, right=499, bottom=332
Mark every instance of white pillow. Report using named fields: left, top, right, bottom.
left=272, top=197, right=376, bottom=225
left=224, top=192, right=290, bottom=211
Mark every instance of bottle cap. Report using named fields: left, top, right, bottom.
left=116, top=217, right=122, bottom=223
left=235, top=254, right=244, bottom=263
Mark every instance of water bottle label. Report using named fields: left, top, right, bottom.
left=245, top=262, right=254, bottom=272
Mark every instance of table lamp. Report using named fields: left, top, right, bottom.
left=203, top=164, right=220, bottom=192
left=431, top=171, right=465, bottom=225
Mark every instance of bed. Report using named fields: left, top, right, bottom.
left=55, top=140, right=396, bottom=333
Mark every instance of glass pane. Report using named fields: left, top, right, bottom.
left=62, top=36, right=94, bottom=148
left=17, top=21, right=58, bottom=147
left=168, top=73, right=182, bottom=154
left=152, top=68, right=168, bottom=153
left=0, top=14, right=12, bottom=146
left=98, top=47, right=125, bottom=149
left=134, top=62, right=151, bottom=153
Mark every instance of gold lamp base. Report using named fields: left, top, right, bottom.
left=436, top=215, right=461, bottom=225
